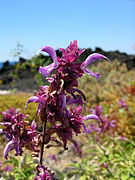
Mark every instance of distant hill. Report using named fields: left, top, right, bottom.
left=0, top=62, right=2, bottom=69
left=0, top=61, right=17, bottom=69
left=0, top=48, right=135, bottom=92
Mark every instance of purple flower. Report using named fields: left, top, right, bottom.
left=103, top=163, right=110, bottom=170
left=82, top=114, right=99, bottom=133
left=2, top=166, right=12, bottom=172
left=50, top=154, right=57, bottom=162
left=39, top=46, right=58, bottom=77
left=101, top=116, right=116, bottom=132
left=117, top=99, right=129, bottom=111
left=84, top=114, right=99, bottom=121
left=4, top=140, right=15, bottom=159
left=25, top=86, right=49, bottom=115
left=38, top=40, right=110, bottom=79
left=81, top=53, right=111, bottom=79
left=34, top=165, right=57, bottom=180
left=89, top=123, right=102, bottom=134
left=90, top=105, right=103, bottom=117
left=0, top=108, right=39, bottom=159
left=85, top=106, right=115, bottom=134
left=25, top=96, right=46, bottom=115
left=26, top=41, right=111, bottom=153
left=119, top=136, right=126, bottom=141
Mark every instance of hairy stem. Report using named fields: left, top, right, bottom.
left=40, top=120, right=47, bottom=165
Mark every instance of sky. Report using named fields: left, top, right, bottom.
left=0, top=0, right=135, bottom=62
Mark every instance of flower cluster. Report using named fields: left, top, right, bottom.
left=0, top=107, right=39, bottom=159
left=26, top=40, right=110, bottom=151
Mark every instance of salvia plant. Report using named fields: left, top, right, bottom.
left=0, top=40, right=111, bottom=180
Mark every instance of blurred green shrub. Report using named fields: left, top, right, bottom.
left=60, top=135, right=135, bottom=180
left=1, top=155, right=36, bottom=180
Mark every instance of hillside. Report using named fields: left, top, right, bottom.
left=0, top=47, right=135, bottom=92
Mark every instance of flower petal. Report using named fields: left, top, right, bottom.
left=82, top=123, right=91, bottom=133
left=25, top=96, right=45, bottom=110
left=0, top=122, right=11, bottom=126
left=83, top=68, right=100, bottom=79
left=39, top=63, right=57, bottom=77
left=110, top=120, right=116, bottom=127
left=84, top=114, right=99, bottom=121
left=41, top=46, right=57, bottom=65
left=4, top=140, right=14, bottom=159
left=81, top=53, right=111, bottom=79
left=82, top=114, right=99, bottom=133
left=40, top=85, right=49, bottom=91
left=37, top=103, right=44, bottom=115
left=31, top=120, right=37, bottom=131
left=39, top=46, right=58, bottom=77
left=82, top=53, right=111, bottom=68
left=58, top=93, right=66, bottom=110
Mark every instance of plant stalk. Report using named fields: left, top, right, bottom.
left=40, top=120, right=47, bottom=165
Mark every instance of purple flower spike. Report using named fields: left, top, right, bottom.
left=39, top=46, right=58, bottom=77
left=81, top=53, right=111, bottom=79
